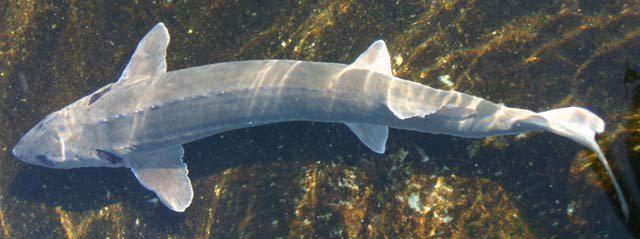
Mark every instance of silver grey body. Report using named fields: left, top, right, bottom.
left=12, top=23, right=628, bottom=218
left=93, top=60, right=513, bottom=156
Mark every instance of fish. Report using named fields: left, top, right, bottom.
left=12, top=23, right=628, bottom=219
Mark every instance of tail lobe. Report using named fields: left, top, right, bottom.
left=519, top=107, right=629, bottom=220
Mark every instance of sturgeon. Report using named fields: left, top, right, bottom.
left=12, top=23, right=628, bottom=219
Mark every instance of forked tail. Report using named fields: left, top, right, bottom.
left=517, top=107, right=629, bottom=220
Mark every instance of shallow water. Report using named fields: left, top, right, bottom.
left=0, top=1, right=639, bottom=238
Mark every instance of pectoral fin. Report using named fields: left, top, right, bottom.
left=129, top=145, right=193, bottom=212
left=345, top=123, right=388, bottom=154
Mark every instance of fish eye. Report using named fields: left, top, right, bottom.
left=35, top=154, right=55, bottom=167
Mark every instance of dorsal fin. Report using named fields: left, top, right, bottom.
left=351, top=40, right=393, bottom=75
left=352, top=40, right=446, bottom=120
left=115, top=23, right=170, bottom=87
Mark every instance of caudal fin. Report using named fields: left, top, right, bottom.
left=519, top=107, right=629, bottom=220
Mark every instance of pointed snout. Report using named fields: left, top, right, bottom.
left=12, top=139, right=24, bottom=160
left=11, top=137, right=33, bottom=165
left=12, top=132, right=36, bottom=163
left=11, top=136, right=56, bottom=168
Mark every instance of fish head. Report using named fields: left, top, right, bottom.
left=12, top=109, right=115, bottom=169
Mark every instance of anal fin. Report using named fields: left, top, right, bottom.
left=129, top=145, right=193, bottom=212
left=345, top=123, right=388, bottom=154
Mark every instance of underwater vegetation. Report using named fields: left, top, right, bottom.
left=0, top=0, right=639, bottom=238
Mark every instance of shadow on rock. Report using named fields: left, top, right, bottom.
left=8, top=164, right=135, bottom=211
